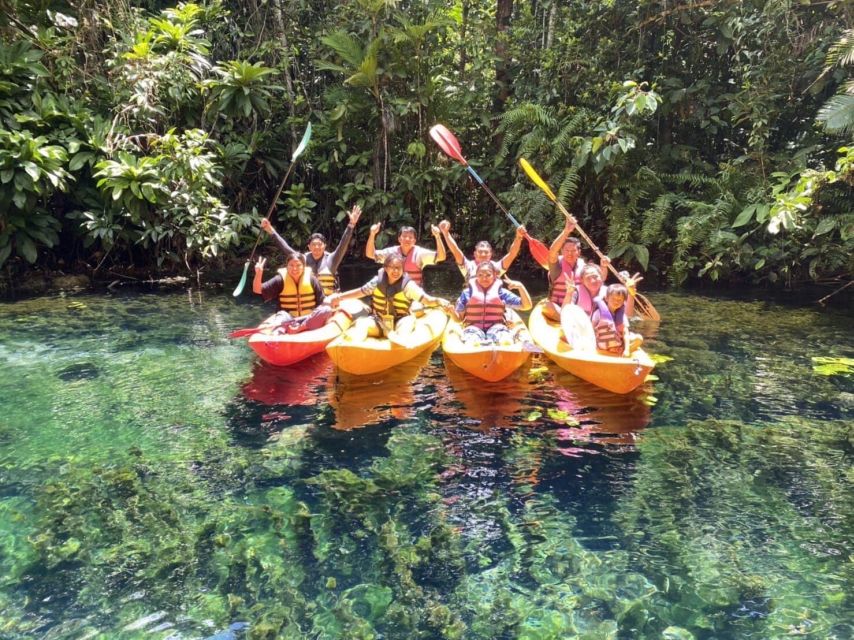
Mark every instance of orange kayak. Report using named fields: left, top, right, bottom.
left=528, top=301, right=654, bottom=394
left=247, top=299, right=366, bottom=367
left=326, top=307, right=447, bottom=375
left=442, top=310, right=533, bottom=382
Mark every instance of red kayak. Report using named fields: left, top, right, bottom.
left=245, top=299, right=367, bottom=367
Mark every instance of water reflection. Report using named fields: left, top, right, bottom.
left=326, top=351, right=434, bottom=430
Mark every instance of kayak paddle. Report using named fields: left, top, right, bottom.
left=518, top=158, right=661, bottom=321
left=429, top=124, right=549, bottom=268
left=233, top=122, right=313, bottom=297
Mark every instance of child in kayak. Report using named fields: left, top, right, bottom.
left=252, top=252, right=335, bottom=334
left=327, top=254, right=447, bottom=339
left=591, top=284, right=643, bottom=356
left=260, top=204, right=362, bottom=295
left=450, top=261, right=532, bottom=345
left=437, top=219, right=526, bottom=280
left=365, top=223, right=446, bottom=287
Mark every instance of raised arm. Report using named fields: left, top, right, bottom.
left=365, top=222, right=381, bottom=261
left=500, top=224, right=526, bottom=271
left=438, top=220, right=464, bottom=266
left=261, top=218, right=298, bottom=255
left=252, top=257, right=267, bottom=295
left=328, top=204, right=362, bottom=271
left=430, top=224, right=446, bottom=263
left=503, top=278, right=533, bottom=311
left=548, top=216, right=576, bottom=265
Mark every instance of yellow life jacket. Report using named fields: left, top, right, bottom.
left=306, top=252, right=336, bottom=295
left=277, top=267, right=317, bottom=317
left=371, top=270, right=412, bottom=320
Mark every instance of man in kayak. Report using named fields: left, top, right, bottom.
left=260, top=204, right=362, bottom=295
left=437, top=219, right=527, bottom=280
left=252, top=252, right=336, bottom=334
left=449, top=261, right=532, bottom=345
left=365, top=223, right=446, bottom=287
left=542, top=215, right=610, bottom=321
left=328, top=254, right=447, bottom=338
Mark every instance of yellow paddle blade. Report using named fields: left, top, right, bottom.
left=519, top=158, right=557, bottom=203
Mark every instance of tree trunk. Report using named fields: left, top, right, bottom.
left=494, top=0, right=513, bottom=114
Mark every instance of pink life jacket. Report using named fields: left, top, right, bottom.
left=549, top=257, right=585, bottom=306
left=573, top=282, right=599, bottom=317
left=394, top=246, right=424, bottom=286
left=464, top=278, right=506, bottom=331
left=593, top=298, right=625, bottom=352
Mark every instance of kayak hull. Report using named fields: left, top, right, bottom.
left=442, top=310, right=532, bottom=382
left=326, top=308, right=448, bottom=375
left=247, top=300, right=366, bottom=367
left=529, top=301, right=655, bottom=394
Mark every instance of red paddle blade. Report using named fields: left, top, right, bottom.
left=429, top=124, right=467, bottom=166
left=526, top=235, right=549, bottom=269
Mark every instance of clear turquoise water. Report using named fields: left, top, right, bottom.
left=0, top=283, right=851, bottom=639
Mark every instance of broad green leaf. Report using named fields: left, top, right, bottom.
left=732, top=205, right=756, bottom=228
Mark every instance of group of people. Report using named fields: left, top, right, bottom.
left=252, top=206, right=641, bottom=355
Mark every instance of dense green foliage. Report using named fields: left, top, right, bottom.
left=0, top=0, right=851, bottom=286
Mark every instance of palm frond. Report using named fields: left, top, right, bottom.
left=817, top=94, right=854, bottom=134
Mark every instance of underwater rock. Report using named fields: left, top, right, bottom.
left=56, top=362, right=100, bottom=381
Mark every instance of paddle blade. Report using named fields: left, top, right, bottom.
left=526, top=234, right=550, bottom=269
left=519, top=158, right=558, bottom=203
left=429, top=124, right=467, bottom=166
left=291, top=121, right=312, bottom=162
left=232, top=261, right=250, bottom=297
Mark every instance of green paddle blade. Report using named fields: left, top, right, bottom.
left=291, top=122, right=312, bottom=162
left=232, top=260, right=250, bottom=297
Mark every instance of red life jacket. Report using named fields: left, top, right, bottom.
left=549, top=257, right=585, bottom=306
left=593, top=299, right=625, bottom=352
left=391, top=246, right=424, bottom=286
left=464, top=278, right=506, bottom=331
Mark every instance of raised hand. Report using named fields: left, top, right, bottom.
left=438, top=219, right=451, bottom=234
left=254, top=257, right=267, bottom=272
left=348, top=205, right=362, bottom=227
left=261, top=218, right=273, bottom=234
left=369, top=222, right=381, bottom=235
left=516, top=224, right=527, bottom=238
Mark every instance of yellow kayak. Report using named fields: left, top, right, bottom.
left=442, top=310, right=533, bottom=382
left=326, top=307, right=448, bottom=375
left=529, top=300, right=655, bottom=394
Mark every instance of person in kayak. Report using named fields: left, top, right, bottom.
left=542, top=215, right=609, bottom=321
left=327, top=254, right=446, bottom=338
left=252, top=252, right=336, bottom=334
left=591, top=283, right=643, bottom=356
left=449, top=261, right=532, bottom=345
left=260, top=204, right=362, bottom=295
left=437, top=219, right=526, bottom=280
left=365, top=223, right=446, bottom=287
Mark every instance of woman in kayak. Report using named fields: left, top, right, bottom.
left=437, top=219, right=526, bottom=280
left=365, top=223, right=446, bottom=287
left=260, top=204, right=362, bottom=295
left=449, top=261, right=532, bottom=345
left=327, top=254, right=447, bottom=338
left=252, top=252, right=335, bottom=334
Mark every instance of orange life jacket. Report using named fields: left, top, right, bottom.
left=464, top=278, right=506, bottom=331
left=593, top=299, right=625, bottom=352
left=549, top=257, right=585, bottom=306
